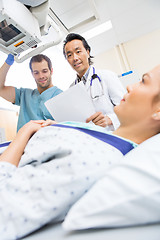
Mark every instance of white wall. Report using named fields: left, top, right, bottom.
left=94, top=28, right=160, bottom=79
left=93, top=47, right=121, bottom=74
left=123, top=29, right=160, bottom=76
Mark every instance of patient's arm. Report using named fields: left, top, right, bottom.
left=0, top=120, right=44, bottom=166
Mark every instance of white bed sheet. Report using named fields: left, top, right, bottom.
left=22, top=222, right=160, bottom=240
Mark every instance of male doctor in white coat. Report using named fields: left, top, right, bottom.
left=63, top=33, right=126, bottom=130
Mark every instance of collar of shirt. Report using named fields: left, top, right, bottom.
left=76, top=66, right=91, bottom=84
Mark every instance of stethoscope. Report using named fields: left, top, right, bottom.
left=75, top=67, right=104, bottom=100
left=90, top=67, right=104, bottom=99
left=75, top=67, right=116, bottom=106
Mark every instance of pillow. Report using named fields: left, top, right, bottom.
left=63, top=133, right=160, bottom=231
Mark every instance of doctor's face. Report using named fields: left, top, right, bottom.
left=114, top=64, right=160, bottom=126
left=64, top=39, right=90, bottom=78
left=31, top=60, right=53, bottom=94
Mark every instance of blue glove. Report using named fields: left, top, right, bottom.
left=5, top=54, right=14, bottom=66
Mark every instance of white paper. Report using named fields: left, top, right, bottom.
left=45, top=82, right=96, bottom=122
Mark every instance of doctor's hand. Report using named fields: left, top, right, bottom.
left=86, top=112, right=112, bottom=128
left=5, top=54, right=14, bottom=66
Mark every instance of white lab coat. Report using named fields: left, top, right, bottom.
left=71, top=66, right=126, bottom=130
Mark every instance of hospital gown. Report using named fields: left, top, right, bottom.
left=0, top=123, right=135, bottom=240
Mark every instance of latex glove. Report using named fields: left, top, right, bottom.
left=5, top=54, right=14, bottom=65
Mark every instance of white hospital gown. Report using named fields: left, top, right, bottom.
left=0, top=125, right=124, bottom=240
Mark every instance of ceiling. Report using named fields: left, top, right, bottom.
left=18, top=0, right=160, bottom=56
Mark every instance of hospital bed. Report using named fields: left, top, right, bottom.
left=22, top=222, right=160, bottom=240
left=0, top=126, right=160, bottom=240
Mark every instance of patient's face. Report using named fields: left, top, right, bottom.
left=114, top=64, right=160, bottom=125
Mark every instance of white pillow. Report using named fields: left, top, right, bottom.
left=63, top=133, right=160, bottom=231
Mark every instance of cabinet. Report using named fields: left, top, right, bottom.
left=0, top=109, right=18, bottom=141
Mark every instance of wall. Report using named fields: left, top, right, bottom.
left=123, top=29, right=160, bottom=76
left=93, top=47, right=121, bottom=74
left=94, top=29, right=160, bottom=78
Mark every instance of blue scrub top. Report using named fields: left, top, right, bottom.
left=14, top=86, right=62, bottom=131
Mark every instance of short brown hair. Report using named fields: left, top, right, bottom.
left=29, top=54, right=52, bottom=72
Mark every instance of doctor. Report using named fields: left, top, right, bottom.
left=63, top=33, right=126, bottom=130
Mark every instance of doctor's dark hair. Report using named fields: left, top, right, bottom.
left=63, top=33, right=94, bottom=65
left=29, top=54, right=52, bottom=72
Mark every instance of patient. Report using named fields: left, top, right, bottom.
left=0, top=65, right=160, bottom=239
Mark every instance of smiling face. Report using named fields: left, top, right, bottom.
left=31, top=60, right=53, bottom=94
left=64, top=39, right=90, bottom=78
left=114, top=65, right=160, bottom=127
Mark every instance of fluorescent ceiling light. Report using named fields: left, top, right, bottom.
left=82, top=20, right=112, bottom=40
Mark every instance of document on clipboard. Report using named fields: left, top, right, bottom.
left=45, top=82, right=96, bottom=122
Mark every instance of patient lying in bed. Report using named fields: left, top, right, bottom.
left=0, top=122, right=135, bottom=239
left=0, top=64, right=160, bottom=240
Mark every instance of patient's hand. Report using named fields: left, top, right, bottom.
left=18, top=119, right=57, bottom=137
left=40, top=119, right=58, bottom=127
left=18, top=120, right=44, bottom=137
left=18, top=119, right=57, bottom=144
left=0, top=120, right=45, bottom=167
